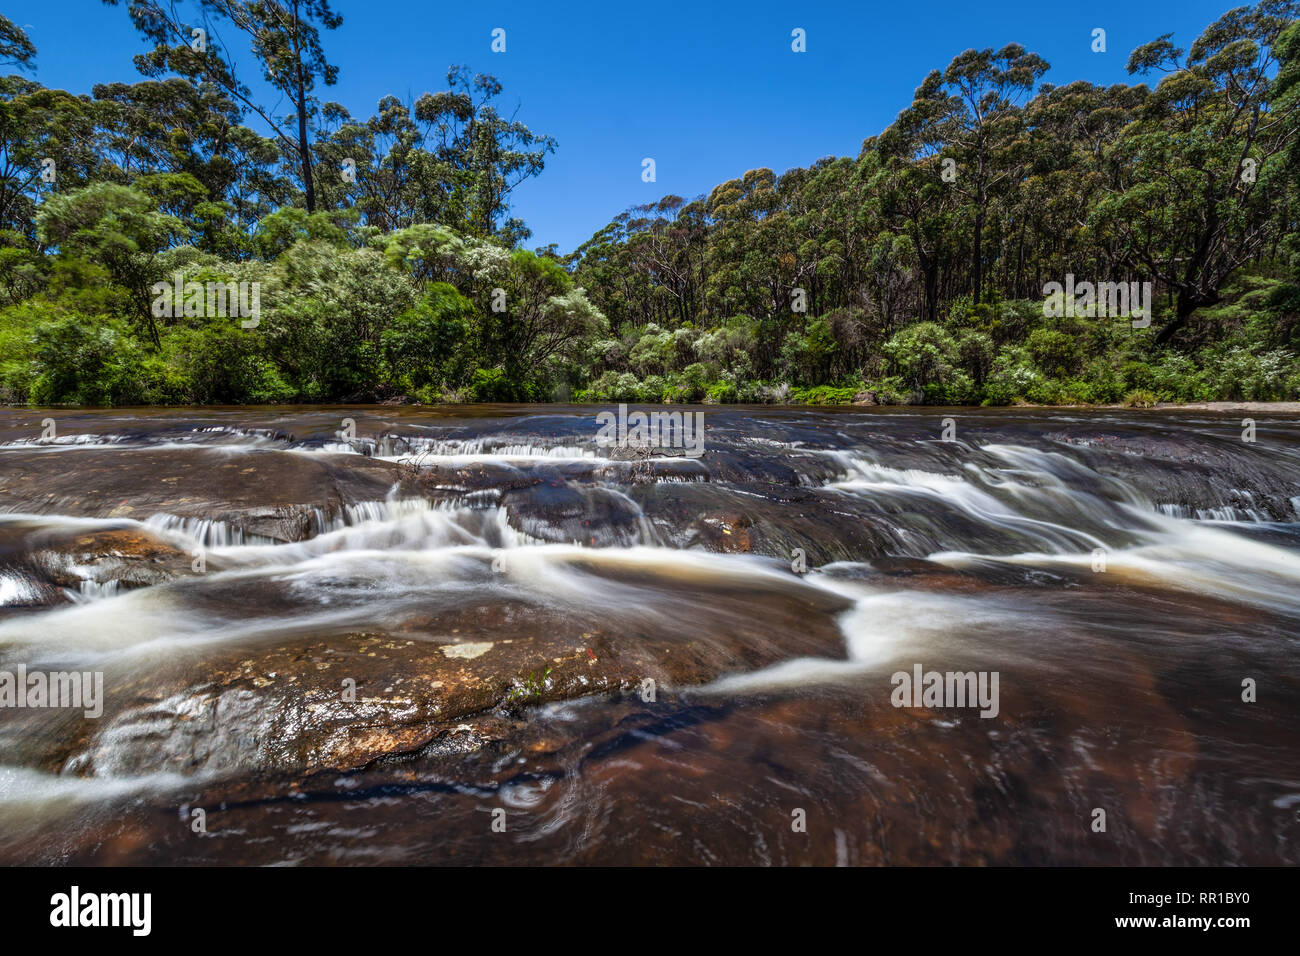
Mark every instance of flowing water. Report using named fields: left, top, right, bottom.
left=0, top=404, right=1297, bottom=865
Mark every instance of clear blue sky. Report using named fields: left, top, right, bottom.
left=8, top=0, right=1234, bottom=253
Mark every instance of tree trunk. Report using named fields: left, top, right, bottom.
left=298, top=102, right=315, bottom=214
left=292, top=2, right=316, bottom=214
left=1155, top=290, right=1219, bottom=346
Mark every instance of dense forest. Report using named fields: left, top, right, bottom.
left=2, top=1, right=1300, bottom=407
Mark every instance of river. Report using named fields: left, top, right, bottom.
left=0, top=404, right=1297, bottom=864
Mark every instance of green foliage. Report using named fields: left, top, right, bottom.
left=381, top=283, right=475, bottom=394
left=705, top=381, right=738, bottom=404
left=36, top=183, right=186, bottom=342
left=779, top=316, right=838, bottom=385
left=0, top=15, right=37, bottom=71
left=163, top=323, right=295, bottom=404
left=1205, top=346, right=1299, bottom=401
left=469, top=367, right=535, bottom=402
left=883, top=321, right=960, bottom=390
left=789, top=385, right=859, bottom=405
left=28, top=313, right=162, bottom=405
left=1026, top=328, right=1084, bottom=377
left=4, top=1, right=1300, bottom=409
left=253, top=207, right=354, bottom=259
left=1123, top=389, right=1159, bottom=408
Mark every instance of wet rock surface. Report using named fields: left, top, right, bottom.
left=0, top=523, right=194, bottom=610
left=7, top=572, right=850, bottom=778
left=0, top=405, right=1298, bottom=865
left=0, top=447, right=412, bottom=542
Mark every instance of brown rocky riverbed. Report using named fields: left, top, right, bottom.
left=1, top=404, right=1298, bottom=864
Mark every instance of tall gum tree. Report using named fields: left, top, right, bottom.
left=105, top=0, right=341, bottom=213
left=895, top=44, right=1049, bottom=306
left=1096, top=0, right=1300, bottom=344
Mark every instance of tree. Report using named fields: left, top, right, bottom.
left=0, top=79, right=99, bottom=240
left=0, top=15, right=36, bottom=71
left=106, top=0, right=341, bottom=213
left=896, top=45, right=1049, bottom=305
left=478, top=249, right=605, bottom=378
left=92, top=71, right=291, bottom=252
left=866, top=131, right=958, bottom=324
left=411, top=67, right=557, bottom=240
left=36, top=183, right=186, bottom=344
left=1097, top=0, right=1300, bottom=343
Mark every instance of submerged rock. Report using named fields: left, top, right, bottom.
left=0, top=524, right=194, bottom=607
left=45, top=580, right=851, bottom=777
left=36, top=528, right=195, bottom=591
left=0, top=448, right=413, bottom=543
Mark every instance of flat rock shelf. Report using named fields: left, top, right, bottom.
left=0, top=404, right=1297, bottom=865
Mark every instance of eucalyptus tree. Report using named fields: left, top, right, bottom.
left=0, top=15, right=36, bottom=71
left=864, top=130, right=959, bottom=324
left=309, top=68, right=556, bottom=243
left=893, top=44, right=1049, bottom=305
left=105, top=0, right=342, bottom=213
left=411, top=66, right=556, bottom=240
left=1096, top=0, right=1300, bottom=343
left=36, top=183, right=187, bottom=344
left=0, top=79, right=100, bottom=240
left=1016, top=81, right=1145, bottom=298
left=91, top=75, right=288, bottom=254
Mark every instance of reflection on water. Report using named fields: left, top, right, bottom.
left=0, top=405, right=1297, bottom=864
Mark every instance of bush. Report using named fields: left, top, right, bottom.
left=1069, top=358, right=1126, bottom=404
left=704, top=381, right=738, bottom=404
left=381, top=283, right=476, bottom=395
left=982, top=348, right=1041, bottom=405
left=264, top=241, right=418, bottom=400
left=1206, top=347, right=1298, bottom=401
left=778, top=316, right=838, bottom=385
left=1147, top=352, right=1207, bottom=402
left=956, top=330, right=995, bottom=386
left=1121, top=360, right=1158, bottom=393
left=921, top=370, right=976, bottom=405
left=0, top=299, right=56, bottom=402
left=789, top=385, right=858, bottom=405
left=1027, top=328, right=1084, bottom=377
left=628, top=324, right=676, bottom=376
left=468, top=367, right=535, bottom=402
left=883, top=322, right=960, bottom=390
left=863, top=376, right=913, bottom=405
left=163, top=324, right=294, bottom=404
left=989, top=299, right=1047, bottom=345
left=28, top=314, right=153, bottom=405
left=1123, top=389, right=1159, bottom=408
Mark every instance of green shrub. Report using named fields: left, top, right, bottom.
left=921, top=371, right=976, bottom=405
left=1146, top=352, right=1207, bottom=402
left=1027, top=328, right=1084, bottom=377
left=660, top=384, right=691, bottom=403
left=1068, top=359, right=1126, bottom=404
left=28, top=314, right=151, bottom=405
left=863, top=376, right=912, bottom=405
left=883, top=322, right=960, bottom=390
left=704, top=381, right=738, bottom=404
left=381, top=283, right=475, bottom=395
left=956, top=330, right=995, bottom=386
left=1121, top=360, right=1158, bottom=393
left=163, top=324, right=294, bottom=404
left=982, top=348, right=1041, bottom=405
left=468, top=367, right=535, bottom=402
left=1206, top=347, right=1298, bottom=401
left=1123, top=389, right=1159, bottom=408
left=789, top=385, right=858, bottom=405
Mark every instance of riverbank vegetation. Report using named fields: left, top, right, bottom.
left=2, top=2, right=1300, bottom=406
